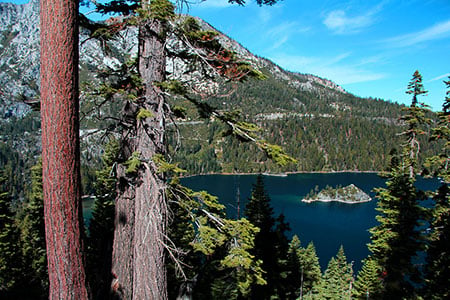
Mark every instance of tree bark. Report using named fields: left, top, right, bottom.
left=40, top=0, right=88, bottom=299
left=111, top=15, right=168, bottom=300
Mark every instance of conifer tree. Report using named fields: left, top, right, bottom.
left=18, top=159, right=48, bottom=298
left=406, top=70, right=427, bottom=107
left=353, top=258, right=383, bottom=299
left=285, top=235, right=303, bottom=299
left=81, top=1, right=285, bottom=298
left=300, top=241, right=322, bottom=298
left=422, top=77, right=450, bottom=299
left=244, top=174, right=291, bottom=298
left=0, top=171, right=22, bottom=295
left=317, top=246, right=353, bottom=300
left=40, top=0, right=88, bottom=297
left=86, top=139, right=119, bottom=299
left=284, top=237, right=322, bottom=299
left=422, top=185, right=450, bottom=299
left=365, top=71, right=430, bottom=298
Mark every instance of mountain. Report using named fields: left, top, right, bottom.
left=0, top=1, right=438, bottom=187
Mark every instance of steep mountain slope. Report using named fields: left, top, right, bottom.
left=0, top=0, right=436, bottom=182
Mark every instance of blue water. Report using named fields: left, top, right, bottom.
left=181, top=173, right=440, bottom=271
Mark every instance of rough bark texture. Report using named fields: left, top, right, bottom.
left=40, top=0, right=88, bottom=299
left=111, top=16, right=168, bottom=300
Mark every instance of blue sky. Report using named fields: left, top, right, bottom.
left=186, top=0, right=450, bottom=110
left=3, top=0, right=450, bottom=110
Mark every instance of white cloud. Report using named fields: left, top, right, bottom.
left=194, top=0, right=233, bottom=8
left=323, top=10, right=373, bottom=34
left=270, top=53, right=387, bottom=85
left=323, top=2, right=386, bottom=34
left=383, top=20, right=450, bottom=48
left=265, top=21, right=310, bottom=49
left=428, top=73, right=450, bottom=83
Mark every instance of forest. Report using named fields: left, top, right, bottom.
left=0, top=0, right=449, bottom=299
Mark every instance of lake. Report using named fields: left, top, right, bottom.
left=181, top=172, right=440, bottom=271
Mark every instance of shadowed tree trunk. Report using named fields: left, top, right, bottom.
left=40, top=0, right=88, bottom=299
left=111, top=10, right=168, bottom=300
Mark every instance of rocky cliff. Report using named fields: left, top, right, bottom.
left=0, top=0, right=347, bottom=119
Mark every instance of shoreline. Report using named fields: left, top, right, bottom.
left=180, top=170, right=380, bottom=179
left=301, top=198, right=372, bottom=204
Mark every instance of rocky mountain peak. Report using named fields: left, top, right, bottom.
left=0, top=1, right=347, bottom=119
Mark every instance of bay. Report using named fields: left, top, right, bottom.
left=181, top=172, right=440, bottom=271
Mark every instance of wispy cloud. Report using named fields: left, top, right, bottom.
left=428, top=73, right=450, bottom=83
left=194, top=0, right=233, bottom=9
left=270, top=53, right=387, bottom=85
left=323, top=10, right=372, bottom=34
left=266, top=21, right=310, bottom=49
left=383, top=20, right=450, bottom=48
left=323, top=2, right=385, bottom=34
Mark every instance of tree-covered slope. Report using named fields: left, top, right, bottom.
left=0, top=0, right=439, bottom=181
left=168, top=70, right=436, bottom=174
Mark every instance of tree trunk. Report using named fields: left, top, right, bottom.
left=40, top=0, right=88, bottom=299
left=111, top=15, right=168, bottom=300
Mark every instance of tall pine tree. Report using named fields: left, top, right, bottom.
left=40, top=0, right=88, bottom=297
left=82, top=1, right=285, bottom=298
left=17, top=159, right=48, bottom=299
left=244, top=174, right=290, bottom=299
left=284, top=236, right=322, bottom=299
left=422, top=77, right=450, bottom=299
left=317, top=246, right=354, bottom=300
left=285, top=235, right=303, bottom=299
left=0, top=171, right=23, bottom=296
left=300, top=241, right=322, bottom=298
left=365, top=70, right=430, bottom=298
left=353, top=258, right=383, bottom=299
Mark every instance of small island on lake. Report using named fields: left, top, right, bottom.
left=302, top=184, right=372, bottom=204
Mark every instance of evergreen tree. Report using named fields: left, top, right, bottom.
left=284, top=237, right=322, bottom=299
left=366, top=71, right=430, bottom=298
left=82, top=1, right=285, bottom=297
left=422, top=77, right=450, bottom=299
left=0, top=171, right=22, bottom=295
left=353, top=258, right=383, bottom=299
left=317, top=246, right=353, bottom=300
left=244, top=174, right=290, bottom=299
left=406, top=70, right=427, bottom=107
left=245, top=175, right=275, bottom=233
left=300, top=241, right=322, bottom=298
left=422, top=184, right=450, bottom=299
left=86, top=139, right=119, bottom=299
left=285, top=235, right=303, bottom=299
left=164, top=175, right=267, bottom=299
left=40, top=0, right=88, bottom=297
left=17, top=159, right=48, bottom=298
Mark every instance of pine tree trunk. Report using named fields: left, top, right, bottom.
left=111, top=16, right=168, bottom=300
left=40, top=0, right=88, bottom=299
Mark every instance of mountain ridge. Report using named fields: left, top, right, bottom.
left=0, top=1, right=438, bottom=180
left=0, top=1, right=348, bottom=118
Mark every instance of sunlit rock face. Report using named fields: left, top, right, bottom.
left=0, top=1, right=346, bottom=119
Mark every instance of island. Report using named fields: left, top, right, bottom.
left=302, top=184, right=372, bottom=204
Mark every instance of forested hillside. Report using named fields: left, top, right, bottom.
left=0, top=0, right=440, bottom=194
left=0, top=1, right=448, bottom=299
left=168, top=71, right=437, bottom=174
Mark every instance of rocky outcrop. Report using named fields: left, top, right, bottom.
left=302, top=184, right=372, bottom=204
left=0, top=1, right=348, bottom=119
left=0, top=0, right=40, bottom=117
